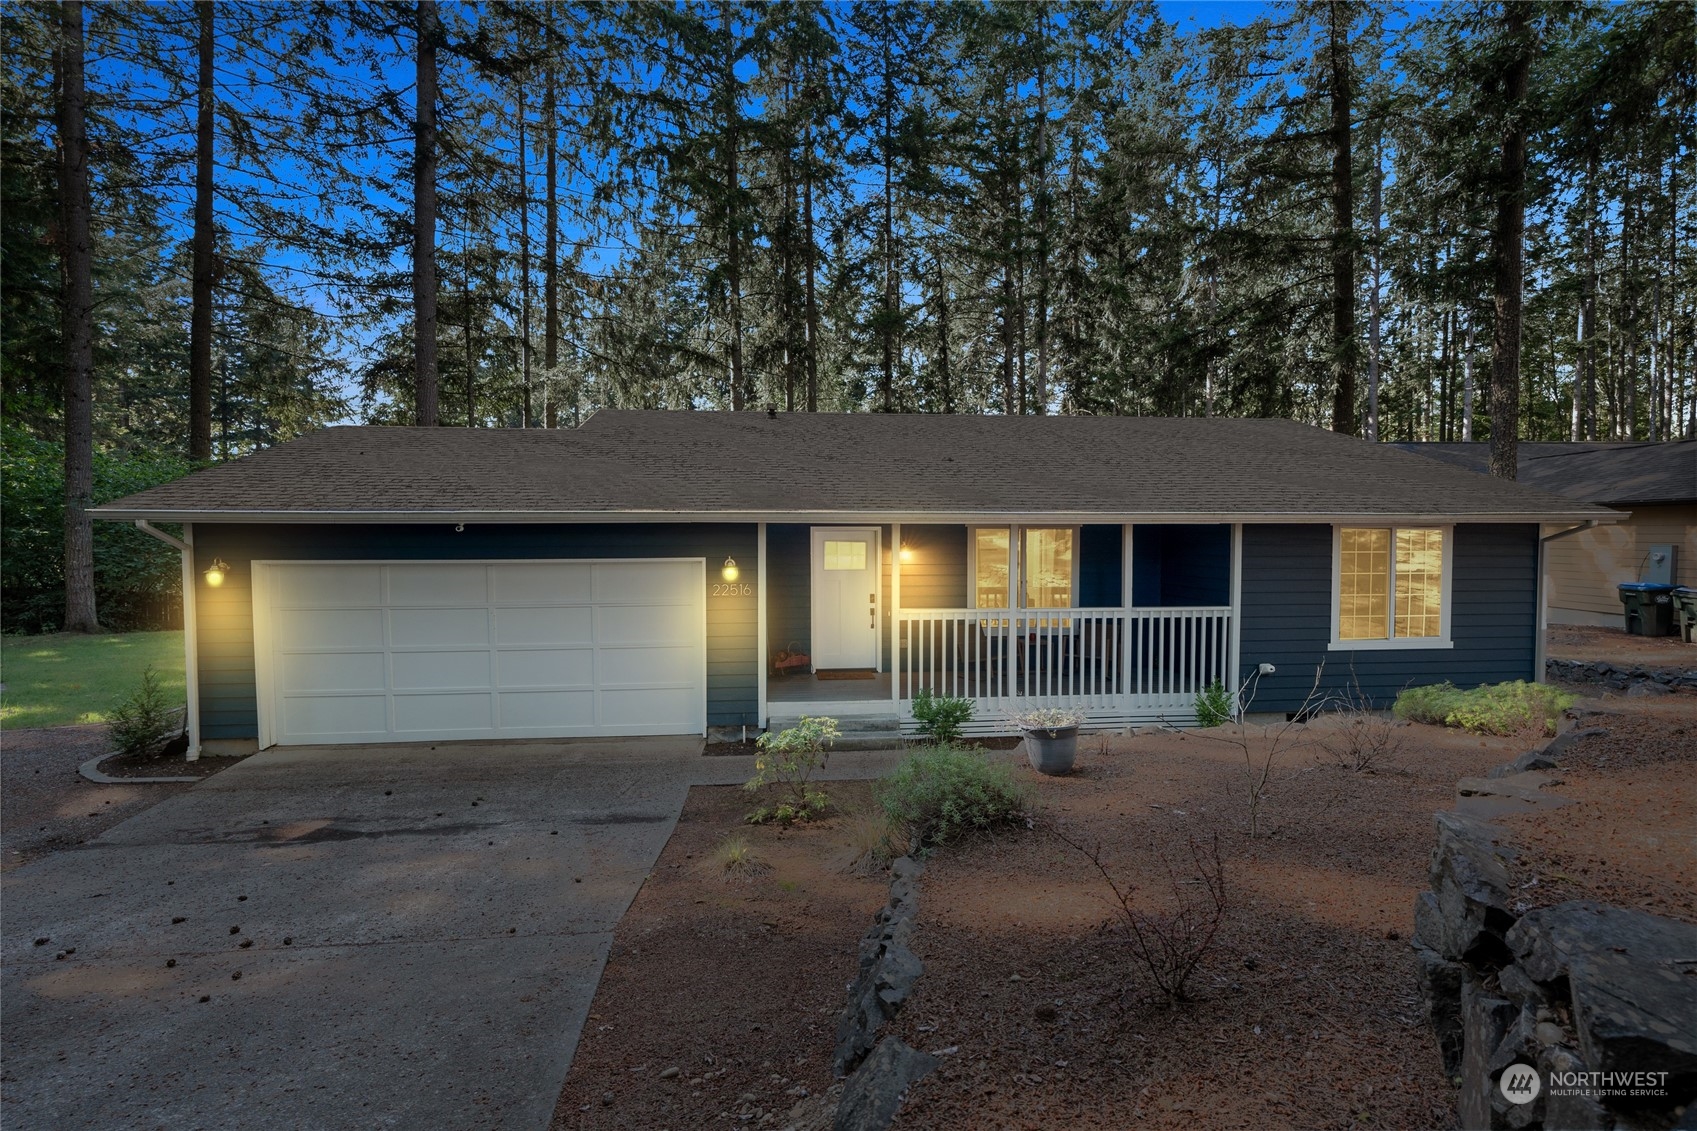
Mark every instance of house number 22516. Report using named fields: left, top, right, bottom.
left=712, top=583, right=753, bottom=597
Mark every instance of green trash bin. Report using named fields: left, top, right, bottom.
left=1618, top=582, right=1677, bottom=637
left=1673, top=587, right=1697, bottom=643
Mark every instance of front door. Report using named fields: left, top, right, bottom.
left=810, top=527, right=880, bottom=670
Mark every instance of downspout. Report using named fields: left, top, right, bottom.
left=136, top=520, right=200, bottom=760
left=1536, top=522, right=1597, bottom=686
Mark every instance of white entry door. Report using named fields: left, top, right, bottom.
left=254, top=559, right=705, bottom=746
left=810, top=527, right=880, bottom=670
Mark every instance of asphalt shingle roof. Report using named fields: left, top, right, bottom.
left=1394, top=441, right=1696, bottom=506
left=94, top=411, right=1619, bottom=523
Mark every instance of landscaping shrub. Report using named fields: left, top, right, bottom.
left=107, top=665, right=179, bottom=756
left=1193, top=679, right=1233, bottom=728
left=711, top=833, right=768, bottom=878
left=745, top=715, right=837, bottom=824
left=1318, top=681, right=1406, bottom=773
left=876, top=744, right=1028, bottom=845
left=838, top=806, right=911, bottom=876
left=910, top=687, right=974, bottom=743
left=1393, top=680, right=1574, bottom=737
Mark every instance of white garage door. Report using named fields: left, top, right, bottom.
left=256, top=560, right=705, bottom=746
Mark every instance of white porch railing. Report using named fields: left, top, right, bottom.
left=894, top=606, right=1233, bottom=733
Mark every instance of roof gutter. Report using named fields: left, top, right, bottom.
left=90, top=507, right=1624, bottom=527
left=133, top=520, right=200, bottom=760
left=1534, top=521, right=1601, bottom=688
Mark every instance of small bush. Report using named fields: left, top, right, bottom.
left=745, top=715, right=838, bottom=824
left=838, top=807, right=911, bottom=875
left=1318, top=683, right=1406, bottom=773
left=876, top=745, right=1028, bottom=845
left=1194, top=680, right=1233, bottom=728
left=1393, top=680, right=1574, bottom=737
left=107, top=665, right=178, bottom=756
left=910, top=687, right=974, bottom=743
left=712, top=833, right=767, bottom=878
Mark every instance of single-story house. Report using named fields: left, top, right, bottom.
left=1396, top=441, right=1696, bottom=629
left=94, top=411, right=1618, bottom=755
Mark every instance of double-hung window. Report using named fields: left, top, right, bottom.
left=1332, top=526, right=1451, bottom=648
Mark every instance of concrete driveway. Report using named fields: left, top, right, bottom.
left=1, top=737, right=704, bottom=1130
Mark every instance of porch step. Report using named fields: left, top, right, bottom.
left=767, top=713, right=907, bottom=752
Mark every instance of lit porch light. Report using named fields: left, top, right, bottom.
left=204, top=558, right=230, bottom=588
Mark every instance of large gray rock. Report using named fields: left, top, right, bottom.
left=1428, top=811, right=1518, bottom=964
left=1537, top=1045, right=1611, bottom=1131
left=1540, top=727, right=1608, bottom=762
left=1507, top=901, right=1697, bottom=1080
left=1459, top=982, right=1519, bottom=1131
left=833, top=1038, right=939, bottom=1131
left=1414, top=940, right=1466, bottom=1076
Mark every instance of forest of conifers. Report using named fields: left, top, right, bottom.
left=1, top=2, right=1693, bottom=631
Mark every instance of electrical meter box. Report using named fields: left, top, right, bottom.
left=1643, top=544, right=1678, bottom=586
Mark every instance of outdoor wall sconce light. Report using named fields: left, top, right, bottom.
left=204, top=558, right=230, bottom=588
left=722, top=558, right=740, bottom=581
left=899, top=543, right=913, bottom=563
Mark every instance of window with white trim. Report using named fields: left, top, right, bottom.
left=968, top=526, right=1078, bottom=610
left=1334, top=526, right=1450, bottom=646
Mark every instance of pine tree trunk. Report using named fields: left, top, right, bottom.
left=59, top=0, right=98, bottom=633
left=935, top=255, right=953, bottom=413
left=1032, top=10, right=1049, bottom=415
left=721, top=4, right=745, bottom=412
left=1489, top=2, right=1530, bottom=479
left=189, top=0, right=214, bottom=462
left=413, top=0, right=439, bottom=426
left=1364, top=134, right=1383, bottom=441
left=1462, top=319, right=1475, bottom=442
left=1327, top=1, right=1357, bottom=436
left=544, top=58, right=559, bottom=428
left=879, top=19, right=895, bottom=414
left=518, top=88, right=532, bottom=428
left=803, top=116, right=819, bottom=412
left=1580, top=145, right=1598, bottom=439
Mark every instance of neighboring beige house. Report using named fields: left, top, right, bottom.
left=1399, top=441, right=1696, bottom=628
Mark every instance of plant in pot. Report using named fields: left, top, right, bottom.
left=1008, top=706, right=1087, bottom=776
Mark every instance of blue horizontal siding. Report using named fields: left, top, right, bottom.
left=1238, top=523, right=1539, bottom=713
left=193, top=522, right=758, bottom=739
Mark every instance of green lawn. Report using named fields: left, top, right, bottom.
left=0, top=630, right=185, bottom=729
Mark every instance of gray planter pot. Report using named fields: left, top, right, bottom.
left=1023, top=726, right=1079, bottom=775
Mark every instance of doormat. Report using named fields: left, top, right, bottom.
left=816, top=669, right=877, bottom=680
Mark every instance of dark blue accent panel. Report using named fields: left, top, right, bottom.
left=1078, top=525, right=1123, bottom=608
left=194, top=523, right=758, bottom=737
left=1238, top=523, right=1539, bottom=714
left=766, top=524, right=811, bottom=663
left=1132, top=525, right=1231, bottom=607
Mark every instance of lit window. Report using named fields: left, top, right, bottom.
left=973, top=528, right=1009, bottom=608
left=1023, top=528, right=1075, bottom=609
left=823, top=540, right=866, bottom=571
left=1337, top=527, right=1445, bottom=643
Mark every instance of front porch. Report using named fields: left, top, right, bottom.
left=761, top=522, right=1240, bottom=736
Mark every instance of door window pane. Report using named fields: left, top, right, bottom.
left=974, top=528, right=1009, bottom=608
left=1395, top=528, right=1445, bottom=638
left=1024, top=528, right=1074, bottom=609
left=823, top=540, right=866, bottom=571
left=1338, top=528, right=1390, bottom=640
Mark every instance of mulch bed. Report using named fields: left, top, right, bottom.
left=96, top=733, right=239, bottom=779
left=1498, top=700, right=1696, bottom=923
left=552, top=717, right=1542, bottom=1129
left=1546, top=624, right=1696, bottom=669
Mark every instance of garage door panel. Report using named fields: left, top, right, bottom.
left=598, top=604, right=691, bottom=646
left=393, top=692, right=494, bottom=733
left=279, top=608, right=385, bottom=650
left=494, top=606, right=592, bottom=646
left=263, top=560, right=703, bottom=745
left=498, top=690, right=596, bottom=729
left=283, top=694, right=388, bottom=737
left=596, top=562, right=692, bottom=604
left=390, top=608, right=489, bottom=648
left=492, top=563, right=593, bottom=604
left=274, top=564, right=381, bottom=607
left=597, top=644, right=697, bottom=686
left=282, top=651, right=386, bottom=694
left=496, top=648, right=593, bottom=689
left=599, top=686, right=697, bottom=728
left=391, top=650, right=491, bottom=691
left=387, top=564, right=488, bottom=606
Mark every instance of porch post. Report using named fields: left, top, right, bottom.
left=1229, top=522, right=1243, bottom=710
left=1120, top=523, right=1134, bottom=702
left=890, top=521, right=901, bottom=706
left=757, top=522, right=768, bottom=729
